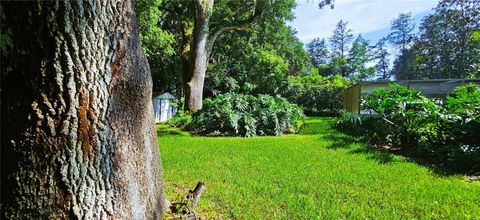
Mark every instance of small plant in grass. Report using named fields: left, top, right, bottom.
left=191, top=93, right=304, bottom=137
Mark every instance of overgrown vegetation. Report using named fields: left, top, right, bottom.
left=166, top=110, right=192, bottom=129
left=284, top=72, right=351, bottom=116
left=159, top=118, right=480, bottom=219
left=336, top=83, right=480, bottom=174
left=190, top=93, right=304, bottom=137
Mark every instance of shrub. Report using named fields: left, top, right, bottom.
left=337, top=83, right=480, bottom=173
left=191, top=93, right=304, bottom=137
left=166, top=110, right=192, bottom=129
left=335, top=111, right=363, bottom=135
left=445, top=83, right=480, bottom=118
left=438, top=83, right=480, bottom=171
left=335, top=110, right=388, bottom=144
left=363, top=83, right=443, bottom=150
left=283, top=73, right=350, bottom=116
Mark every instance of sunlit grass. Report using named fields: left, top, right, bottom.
left=158, top=117, right=480, bottom=219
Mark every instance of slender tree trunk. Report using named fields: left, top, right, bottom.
left=183, top=0, right=214, bottom=114
left=1, top=1, right=166, bottom=219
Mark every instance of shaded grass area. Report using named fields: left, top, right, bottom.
left=157, top=117, right=480, bottom=219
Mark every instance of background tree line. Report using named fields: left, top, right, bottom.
left=306, top=0, right=479, bottom=82
left=393, top=0, right=479, bottom=80
left=306, top=20, right=375, bottom=82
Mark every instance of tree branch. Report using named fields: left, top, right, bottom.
left=206, top=2, right=268, bottom=58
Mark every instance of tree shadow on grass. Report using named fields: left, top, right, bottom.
left=321, top=127, right=474, bottom=176
left=349, top=147, right=396, bottom=164
left=319, top=133, right=396, bottom=165
left=320, top=133, right=356, bottom=149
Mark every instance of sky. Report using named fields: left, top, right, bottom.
left=289, top=0, right=439, bottom=45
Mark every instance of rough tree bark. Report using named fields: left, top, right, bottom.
left=1, top=1, right=166, bottom=219
left=183, top=0, right=214, bottom=114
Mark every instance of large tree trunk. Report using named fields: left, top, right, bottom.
left=184, top=0, right=214, bottom=114
left=1, top=1, right=165, bottom=219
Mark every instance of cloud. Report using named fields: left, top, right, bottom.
left=290, top=0, right=438, bottom=44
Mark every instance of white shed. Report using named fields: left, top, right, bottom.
left=153, top=92, right=177, bottom=123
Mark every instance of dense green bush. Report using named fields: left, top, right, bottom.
left=336, top=83, right=480, bottom=173
left=166, top=110, right=192, bottom=129
left=438, top=83, right=480, bottom=170
left=191, top=93, right=304, bottom=137
left=335, top=110, right=388, bottom=144
left=283, top=72, right=350, bottom=116
left=363, top=83, right=443, bottom=150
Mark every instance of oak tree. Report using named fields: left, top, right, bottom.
left=1, top=1, right=166, bottom=218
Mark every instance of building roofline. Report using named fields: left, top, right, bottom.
left=346, top=78, right=480, bottom=90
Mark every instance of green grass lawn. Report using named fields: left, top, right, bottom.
left=158, top=117, right=480, bottom=219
